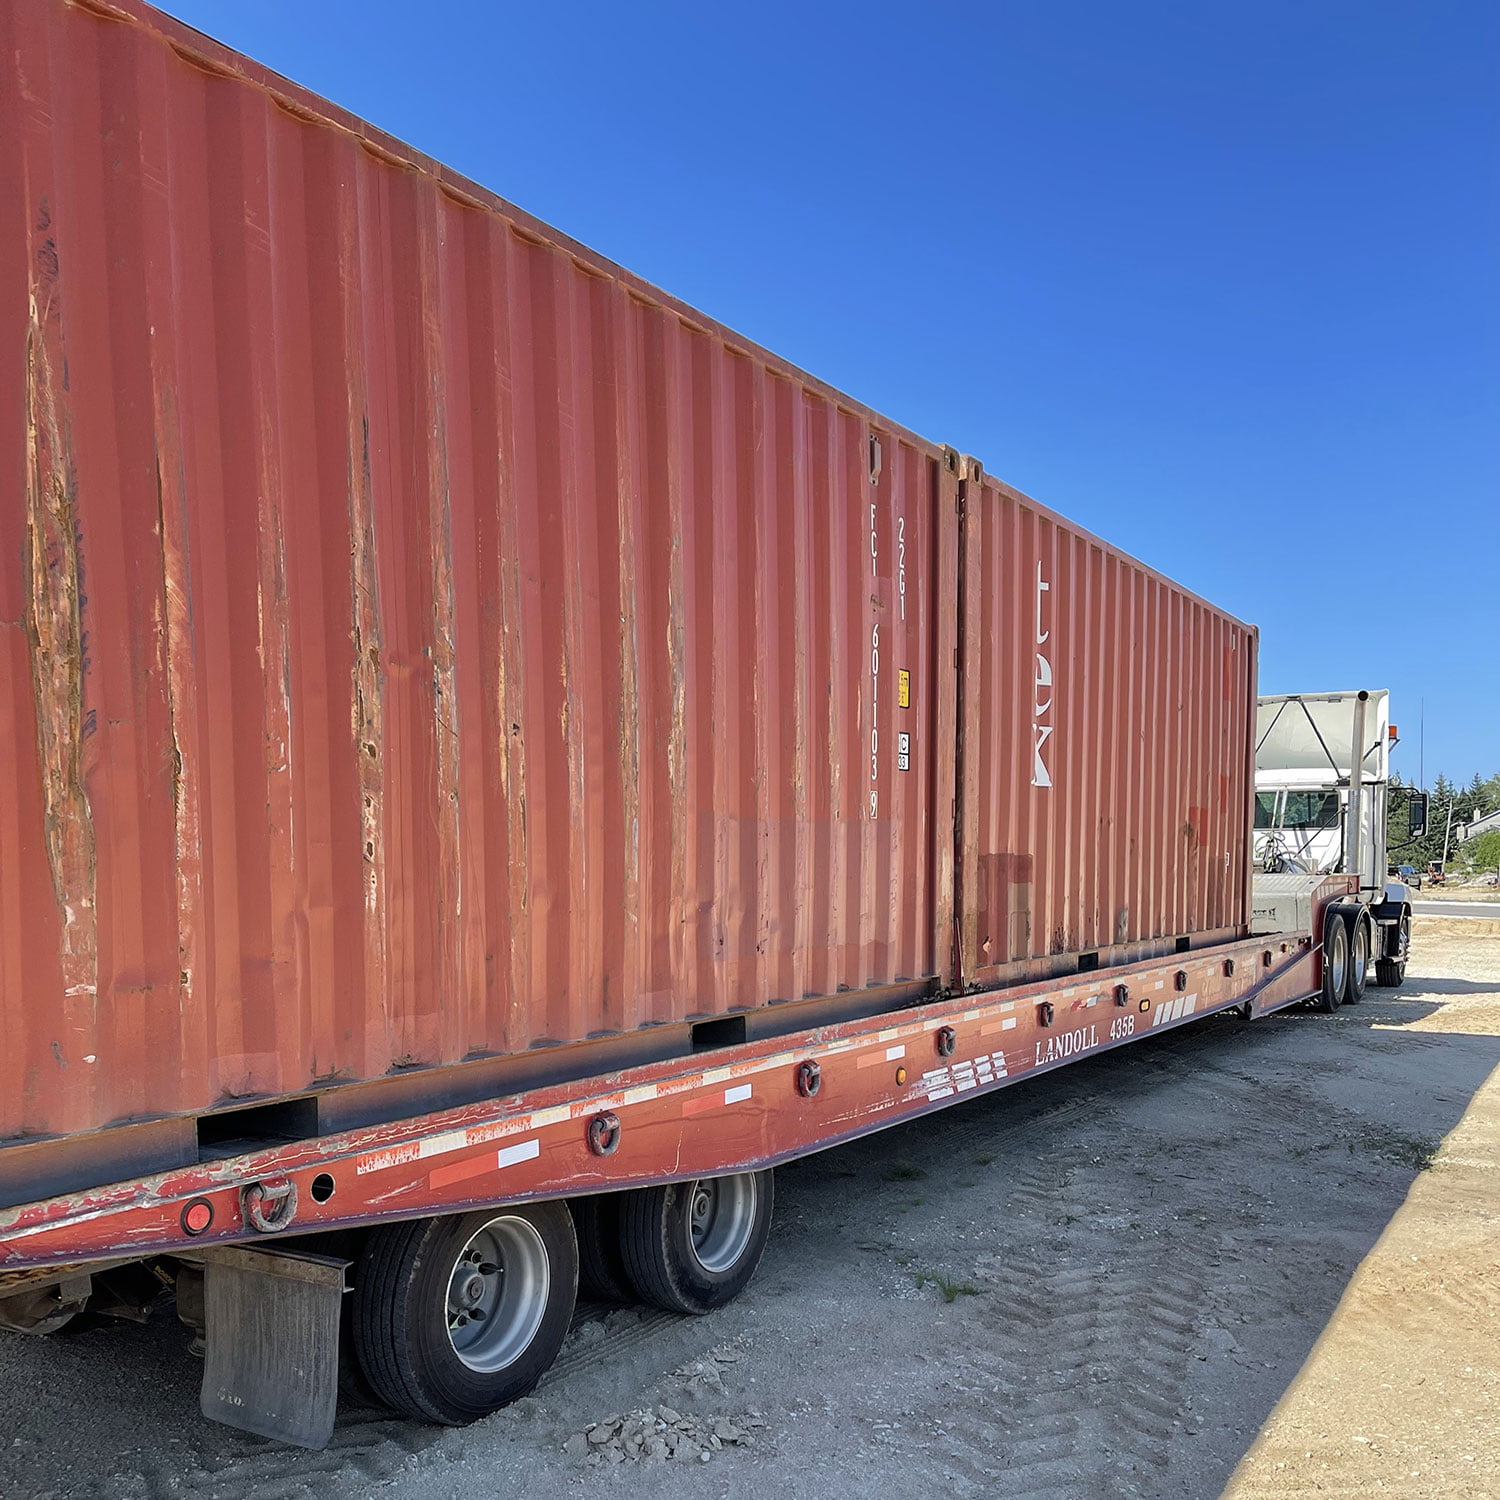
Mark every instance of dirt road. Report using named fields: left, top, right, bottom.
left=3, top=929, right=1496, bottom=1500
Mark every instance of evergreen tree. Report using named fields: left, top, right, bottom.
left=1466, top=829, right=1500, bottom=878
left=1386, top=768, right=1500, bottom=880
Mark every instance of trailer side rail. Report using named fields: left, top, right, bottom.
left=0, top=933, right=1316, bottom=1273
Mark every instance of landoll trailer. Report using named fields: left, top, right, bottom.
left=0, top=0, right=1389, bottom=1449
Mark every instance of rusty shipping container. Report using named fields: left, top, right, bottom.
left=954, top=468, right=1255, bottom=992
left=0, top=0, right=1254, bottom=1197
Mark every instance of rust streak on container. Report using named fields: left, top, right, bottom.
left=24, top=273, right=97, bottom=1012
left=0, top=0, right=1253, bottom=1176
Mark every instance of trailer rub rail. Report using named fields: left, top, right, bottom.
left=1, top=935, right=1316, bottom=1273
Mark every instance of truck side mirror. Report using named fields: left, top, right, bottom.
left=1408, top=792, right=1428, bottom=837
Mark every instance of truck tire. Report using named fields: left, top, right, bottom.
left=619, top=1170, right=774, bottom=1315
left=1343, top=910, right=1371, bottom=1004
left=1374, top=910, right=1411, bottom=988
left=569, top=1193, right=634, bottom=1303
left=1312, top=909, right=1348, bottom=1013
left=352, top=1201, right=577, bottom=1424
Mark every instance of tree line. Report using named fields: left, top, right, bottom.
left=1387, top=770, right=1500, bottom=877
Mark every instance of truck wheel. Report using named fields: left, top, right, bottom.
left=1343, top=910, right=1371, bottom=1004
left=620, top=1170, right=774, bottom=1315
left=1374, top=910, right=1411, bottom=988
left=1312, top=909, right=1348, bottom=1013
left=569, top=1194, right=634, bottom=1303
left=352, top=1201, right=577, bottom=1424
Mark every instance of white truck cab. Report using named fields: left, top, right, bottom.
left=1251, top=690, right=1416, bottom=1004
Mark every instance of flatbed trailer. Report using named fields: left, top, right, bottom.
left=0, top=911, right=1347, bottom=1447
left=0, top=0, right=1372, bottom=1453
left=4, top=928, right=1334, bottom=1274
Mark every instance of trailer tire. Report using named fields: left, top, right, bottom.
left=1343, top=910, right=1371, bottom=1005
left=1374, top=910, right=1411, bottom=989
left=620, top=1170, right=774, bottom=1315
left=1312, top=909, right=1348, bottom=1013
left=569, top=1193, right=634, bottom=1303
left=352, top=1201, right=577, bottom=1425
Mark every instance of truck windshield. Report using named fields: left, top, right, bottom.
left=1254, top=791, right=1341, bottom=830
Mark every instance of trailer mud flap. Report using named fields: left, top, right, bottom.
left=192, top=1245, right=347, bottom=1449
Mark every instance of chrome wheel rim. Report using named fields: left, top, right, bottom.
left=444, top=1215, right=550, bottom=1373
left=1328, top=925, right=1347, bottom=999
left=686, top=1174, right=757, bottom=1274
left=1351, top=919, right=1369, bottom=988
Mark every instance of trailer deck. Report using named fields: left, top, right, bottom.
left=1, top=932, right=1318, bottom=1275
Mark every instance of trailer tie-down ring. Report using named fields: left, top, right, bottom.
left=242, top=1177, right=298, bottom=1234
left=587, top=1112, right=622, bottom=1156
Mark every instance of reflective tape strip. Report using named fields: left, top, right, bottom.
left=428, top=1136, right=540, bottom=1191
left=684, top=1083, right=753, bottom=1116
left=358, top=1118, right=537, bottom=1176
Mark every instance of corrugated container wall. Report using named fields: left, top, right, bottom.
left=0, top=0, right=1252, bottom=1163
left=0, top=0, right=948, bottom=1145
left=955, top=470, right=1255, bottom=990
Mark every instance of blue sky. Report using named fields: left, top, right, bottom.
left=165, top=0, right=1499, bottom=785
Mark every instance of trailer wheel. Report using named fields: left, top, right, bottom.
left=1343, top=910, right=1371, bottom=1004
left=620, top=1170, right=774, bottom=1315
left=1374, top=910, right=1411, bottom=988
left=352, top=1201, right=577, bottom=1424
left=1312, top=909, right=1348, bottom=1012
left=569, top=1193, right=634, bottom=1302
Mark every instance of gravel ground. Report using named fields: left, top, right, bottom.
left=2, top=932, right=1496, bottom=1500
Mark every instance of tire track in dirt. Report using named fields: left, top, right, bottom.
left=884, top=1089, right=1204, bottom=1499
left=883, top=1024, right=1243, bottom=1498
left=542, top=1301, right=685, bottom=1387
left=929, top=1264, right=1208, bottom=1498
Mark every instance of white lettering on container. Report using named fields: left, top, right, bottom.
left=1032, top=560, right=1054, bottom=788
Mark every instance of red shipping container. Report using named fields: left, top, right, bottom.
left=0, top=0, right=1252, bottom=1194
left=954, top=468, right=1255, bottom=991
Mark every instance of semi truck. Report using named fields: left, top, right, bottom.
left=1252, top=691, right=1418, bottom=1005
left=0, top=0, right=1404, bottom=1450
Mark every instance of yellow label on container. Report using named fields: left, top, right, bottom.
left=897, top=669, right=911, bottom=709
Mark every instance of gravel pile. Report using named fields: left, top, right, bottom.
left=563, top=1405, right=766, bottom=1465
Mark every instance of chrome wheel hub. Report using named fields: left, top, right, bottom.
left=686, top=1173, right=758, bottom=1275
left=444, top=1215, right=550, bottom=1373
